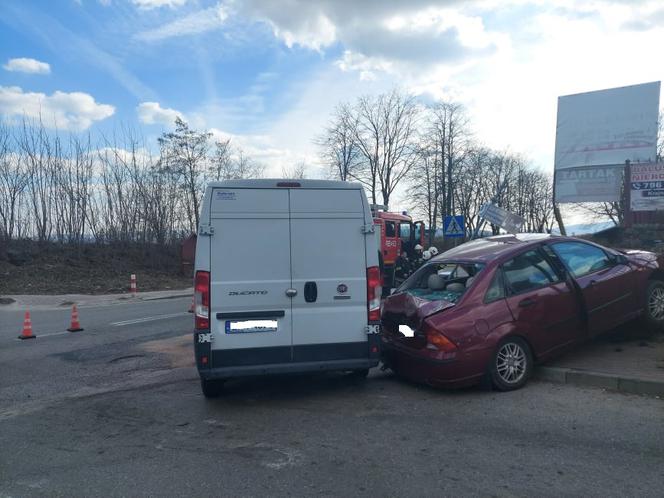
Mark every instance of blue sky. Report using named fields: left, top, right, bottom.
left=0, top=0, right=663, bottom=203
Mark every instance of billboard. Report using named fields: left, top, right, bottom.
left=631, top=163, right=664, bottom=211
left=554, top=81, right=660, bottom=203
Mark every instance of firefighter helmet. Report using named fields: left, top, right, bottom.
left=414, top=244, right=423, bottom=251
left=422, top=250, right=431, bottom=260
left=429, top=246, right=439, bottom=256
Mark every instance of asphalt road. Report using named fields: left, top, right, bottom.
left=1, top=297, right=663, bottom=497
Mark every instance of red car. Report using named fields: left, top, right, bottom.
left=380, top=234, right=664, bottom=391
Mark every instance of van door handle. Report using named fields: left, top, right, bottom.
left=518, top=297, right=537, bottom=308
left=304, top=281, right=318, bottom=303
left=285, top=288, right=297, bottom=298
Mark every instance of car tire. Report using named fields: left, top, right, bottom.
left=490, top=337, right=533, bottom=392
left=200, top=378, right=225, bottom=398
left=643, top=279, right=664, bottom=331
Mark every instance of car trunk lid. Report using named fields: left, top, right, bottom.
left=382, top=291, right=456, bottom=331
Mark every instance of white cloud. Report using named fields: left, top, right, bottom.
left=0, top=86, right=114, bottom=131
left=136, top=4, right=228, bottom=42
left=136, top=101, right=184, bottom=126
left=3, top=57, right=51, bottom=74
left=131, top=0, right=188, bottom=10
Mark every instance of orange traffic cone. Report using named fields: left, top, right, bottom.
left=18, top=311, right=36, bottom=340
left=67, top=305, right=84, bottom=332
left=188, top=296, right=195, bottom=313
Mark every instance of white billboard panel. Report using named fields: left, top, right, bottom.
left=555, top=81, right=660, bottom=170
left=555, top=165, right=623, bottom=203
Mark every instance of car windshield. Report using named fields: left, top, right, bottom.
left=398, top=261, right=485, bottom=302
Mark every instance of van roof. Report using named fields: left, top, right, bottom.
left=206, top=179, right=364, bottom=190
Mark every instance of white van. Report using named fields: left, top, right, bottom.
left=193, top=179, right=382, bottom=397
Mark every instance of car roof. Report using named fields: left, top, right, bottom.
left=433, top=233, right=557, bottom=263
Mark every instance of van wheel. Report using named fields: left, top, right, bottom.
left=350, top=368, right=370, bottom=379
left=490, top=337, right=532, bottom=391
left=201, top=378, right=225, bottom=398
left=643, top=280, right=664, bottom=331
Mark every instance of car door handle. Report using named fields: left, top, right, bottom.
left=518, top=297, right=537, bottom=308
left=285, top=288, right=297, bottom=298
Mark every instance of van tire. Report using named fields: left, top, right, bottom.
left=201, top=378, right=225, bottom=398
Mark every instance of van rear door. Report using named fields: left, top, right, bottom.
left=209, top=188, right=293, bottom=365
left=289, top=188, right=369, bottom=362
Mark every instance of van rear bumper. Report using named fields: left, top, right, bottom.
left=194, top=331, right=380, bottom=379
left=199, top=358, right=378, bottom=380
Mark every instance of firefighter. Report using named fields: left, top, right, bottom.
left=411, top=244, right=424, bottom=270
left=394, top=250, right=411, bottom=285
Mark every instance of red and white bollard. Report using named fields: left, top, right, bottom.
left=130, top=274, right=137, bottom=295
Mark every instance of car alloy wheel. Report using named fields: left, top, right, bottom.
left=496, top=342, right=527, bottom=384
left=490, top=337, right=532, bottom=391
left=647, top=284, right=664, bottom=321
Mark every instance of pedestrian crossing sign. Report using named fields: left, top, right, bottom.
left=443, top=215, right=465, bottom=238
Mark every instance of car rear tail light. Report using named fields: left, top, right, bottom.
left=423, top=322, right=457, bottom=352
left=194, top=270, right=210, bottom=330
left=367, top=266, right=382, bottom=322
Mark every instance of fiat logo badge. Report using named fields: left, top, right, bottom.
left=337, top=284, right=348, bottom=294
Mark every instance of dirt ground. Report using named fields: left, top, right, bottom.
left=0, top=240, right=192, bottom=295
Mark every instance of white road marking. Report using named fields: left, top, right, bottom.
left=35, top=331, right=71, bottom=338
left=111, top=312, right=189, bottom=327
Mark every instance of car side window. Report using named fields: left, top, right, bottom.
left=484, top=270, right=505, bottom=303
left=502, top=250, right=561, bottom=296
left=550, top=241, right=611, bottom=278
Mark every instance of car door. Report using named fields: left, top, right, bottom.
left=502, top=248, right=583, bottom=356
left=549, top=241, right=636, bottom=336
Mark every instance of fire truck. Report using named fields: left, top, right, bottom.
left=371, top=205, right=425, bottom=290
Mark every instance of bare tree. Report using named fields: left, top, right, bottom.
left=408, top=140, right=441, bottom=240
left=211, top=141, right=264, bottom=180
left=158, top=117, right=211, bottom=231
left=354, top=89, right=419, bottom=207
left=281, top=162, right=307, bottom=179
left=0, top=122, right=28, bottom=240
left=317, top=102, right=360, bottom=181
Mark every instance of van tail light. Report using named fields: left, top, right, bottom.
left=423, top=321, right=457, bottom=352
left=194, top=271, right=210, bottom=330
left=367, top=266, right=382, bottom=323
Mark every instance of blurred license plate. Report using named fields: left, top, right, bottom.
left=225, top=319, right=278, bottom=334
left=398, top=324, right=415, bottom=337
